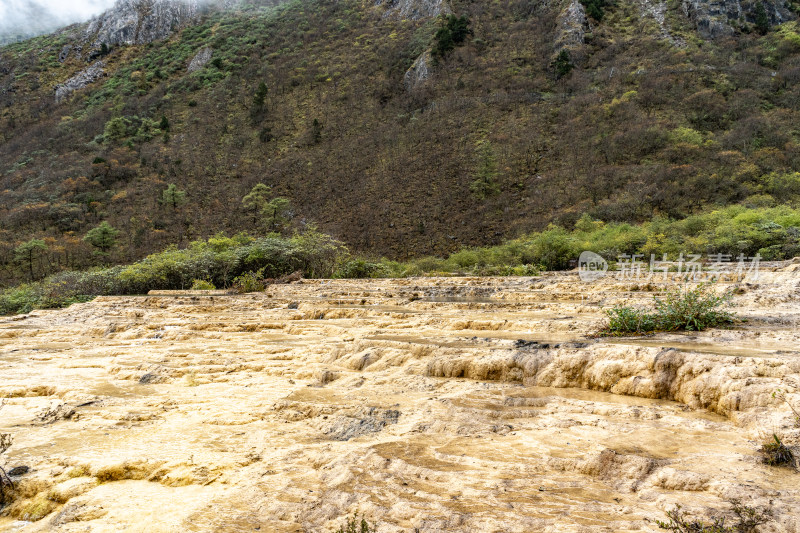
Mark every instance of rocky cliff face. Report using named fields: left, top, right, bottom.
left=404, top=50, right=432, bottom=90
left=55, top=61, right=106, bottom=103
left=85, top=0, right=200, bottom=47
left=375, top=0, right=450, bottom=20
left=682, top=0, right=796, bottom=38
left=555, top=0, right=591, bottom=51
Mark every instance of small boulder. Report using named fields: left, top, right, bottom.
left=7, top=466, right=29, bottom=477
left=59, top=45, right=71, bottom=62
left=323, top=407, right=401, bottom=441
left=187, top=47, right=213, bottom=72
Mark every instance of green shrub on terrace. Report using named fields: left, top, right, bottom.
left=605, top=306, right=658, bottom=334
left=232, top=269, right=267, bottom=293
left=602, top=283, right=735, bottom=335
left=0, top=284, right=43, bottom=315
left=655, top=501, right=771, bottom=532
left=334, top=514, right=376, bottom=533
left=760, top=434, right=796, bottom=467
left=526, top=226, right=582, bottom=270
left=652, top=284, right=735, bottom=331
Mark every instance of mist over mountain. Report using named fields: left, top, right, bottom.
left=0, top=0, right=117, bottom=42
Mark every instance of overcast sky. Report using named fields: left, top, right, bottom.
left=0, top=0, right=117, bottom=39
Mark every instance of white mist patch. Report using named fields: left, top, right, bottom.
left=0, top=0, right=118, bottom=39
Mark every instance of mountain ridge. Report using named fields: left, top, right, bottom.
left=1, top=0, right=800, bottom=284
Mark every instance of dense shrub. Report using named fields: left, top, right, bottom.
left=652, top=284, right=735, bottom=331
left=2, top=205, right=799, bottom=315
left=431, top=15, right=471, bottom=59
left=360, top=206, right=799, bottom=277
left=580, top=0, right=608, bottom=21
left=190, top=279, right=216, bottom=290
left=603, top=284, right=735, bottom=335
left=655, top=501, right=771, bottom=532
left=605, top=306, right=658, bottom=334
left=551, top=50, right=574, bottom=78
left=760, top=434, right=796, bottom=467
left=335, top=259, right=387, bottom=279
left=0, top=230, right=348, bottom=315
left=0, top=284, right=43, bottom=315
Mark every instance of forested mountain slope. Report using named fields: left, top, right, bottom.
left=2, top=0, right=800, bottom=284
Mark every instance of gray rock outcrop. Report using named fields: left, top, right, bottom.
left=404, top=50, right=432, bottom=91
left=555, top=0, right=591, bottom=51
left=637, top=0, right=686, bottom=46
left=681, top=0, right=796, bottom=38
left=375, top=0, right=450, bottom=20
left=85, top=0, right=200, bottom=48
left=55, top=61, right=106, bottom=103
left=59, top=45, right=72, bottom=63
left=187, top=47, right=213, bottom=72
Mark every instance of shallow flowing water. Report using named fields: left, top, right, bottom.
left=0, top=274, right=799, bottom=532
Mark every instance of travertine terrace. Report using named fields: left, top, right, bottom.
left=1, top=268, right=799, bottom=532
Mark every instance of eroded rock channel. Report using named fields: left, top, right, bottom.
left=1, top=272, right=799, bottom=532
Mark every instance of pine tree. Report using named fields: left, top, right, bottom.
left=551, top=50, right=574, bottom=79
left=14, top=239, right=47, bottom=280
left=754, top=2, right=770, bottom=35
left=161, top=184, right=187, bottom=210
left=242, top=184, right=272, bottom=224
left=83, top=222, right=120, bottom=255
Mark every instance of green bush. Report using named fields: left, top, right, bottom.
left=0, top=284, right=43, bottom=315
left=0, top=230, right=349, bottom=316
left=652, top=284, right=735, bottom=331
left=760, top=434, right=795, bottom=467
left=232, top=269, right=266, bottom=293
left=527, top=226, right=580, bottom=271
left=191, top=279, right=216, bottom=290
left=603, top=284, right=735, bottom=335
left=432, top=15, right=471, bottom=59
left=335, top=259, right=387, bottom=279
left=335, top=514, right=376, bottom=533
left=655, top=501, right=771, bottom=532
left=551, top=49, right=574, bottom=78
left=580, top=0, right=608, bottom=21
left=605, top=306, right=658, bottom=334
left=754, top=2, right=770, bottom=35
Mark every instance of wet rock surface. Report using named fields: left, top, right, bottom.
left=0, top=273, right=799, bottom=531
left=6, top=467, right=28, bottom=477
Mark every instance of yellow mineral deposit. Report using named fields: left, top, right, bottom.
left=0, top=270, right=799, bottom=532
